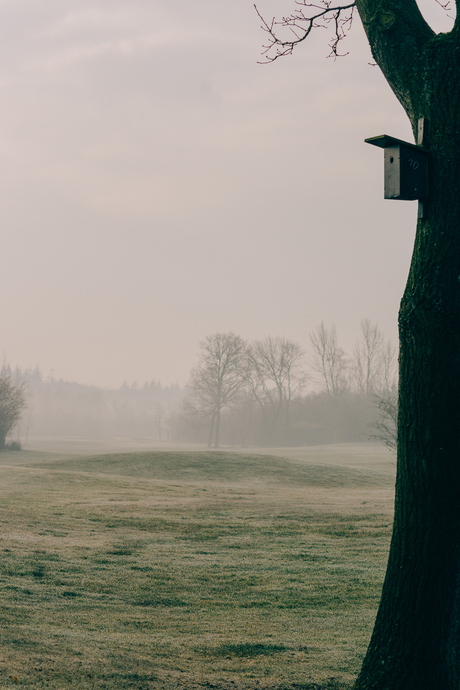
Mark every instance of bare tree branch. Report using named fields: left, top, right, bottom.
left=434, top=0, right=452, bottom=13
left=255, top=1, right=356, bottom=62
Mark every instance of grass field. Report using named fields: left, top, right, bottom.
left=0, top=443, right=395, bottom=689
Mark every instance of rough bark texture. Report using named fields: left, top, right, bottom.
left=353, top=4, right=460, bottom=688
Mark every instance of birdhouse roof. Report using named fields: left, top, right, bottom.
left=365, top=134, right=428, bottom=152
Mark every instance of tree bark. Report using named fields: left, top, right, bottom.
left=354, top=16, right=460, bottom=689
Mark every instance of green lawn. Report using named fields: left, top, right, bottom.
left=0, top=445, right=394, bottom=689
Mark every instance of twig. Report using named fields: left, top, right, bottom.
left=255, top=1, right=356, bottom=62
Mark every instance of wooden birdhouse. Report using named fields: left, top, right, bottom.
left=365, top=134, right=429, bottom=201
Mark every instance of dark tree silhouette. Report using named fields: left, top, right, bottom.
left=257, top=1, right=460, bottom=687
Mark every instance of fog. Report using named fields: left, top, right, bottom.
left=0, top=0, right=453, bottom=389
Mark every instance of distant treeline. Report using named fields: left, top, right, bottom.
left=6, top=319, right=397, bottom=449
left=5, top=366, right=184, bottom=442
left=183, top=320, right=397, bottom=448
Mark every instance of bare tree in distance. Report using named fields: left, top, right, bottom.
left=309, top=323, right=348, bottom=398
left=256, top=0, right=460, bottom=683
left=352, top=320, right=399, bottom=450
left=0, top=373, right=27, bottom=450
left=226, top=389, right=256, bottom=447
left=246, top=336, right=307, bottom=444
left=188, top=333, right=247, bottom=448
left=309, top=323, right=349, bottom=442
left=369, top=393, right=397, bottom=452
left=153, top=401, right=164, bottom=441
left=352, top=318, right=384, bottom=397
left=379, top=338, right=398, bottom=395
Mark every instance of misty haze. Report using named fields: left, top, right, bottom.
left=1, top=320, right=396, bottom=451
left=1, top=0, right=453, bottom=688
left=2, top=0, right=439, bottom=389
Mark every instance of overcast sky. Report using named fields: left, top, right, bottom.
left=0, top=0, right=454, bottom=388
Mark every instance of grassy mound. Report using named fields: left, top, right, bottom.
left=35, top=449, right=393, bottom=489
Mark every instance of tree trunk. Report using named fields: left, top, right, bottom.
left=213, top=405, right=221, bottom=448
left=354, top=36, right=460, bottom=688
left=207, top=409, right=216, bottom=448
